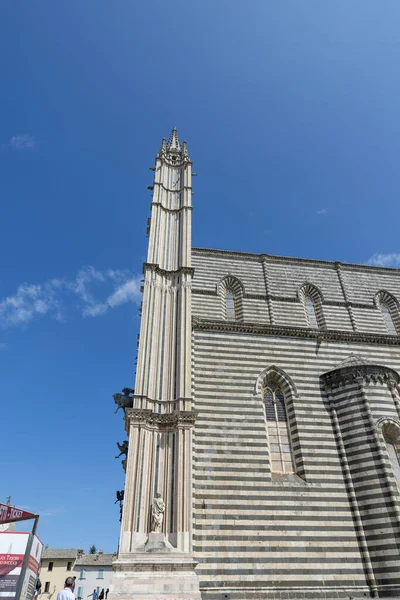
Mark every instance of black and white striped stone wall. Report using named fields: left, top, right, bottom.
left=191, top=248, right=400, bottom=600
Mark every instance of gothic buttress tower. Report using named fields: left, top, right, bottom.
left=110, top=129, right=200, bottom=600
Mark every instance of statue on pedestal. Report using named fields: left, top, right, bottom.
left=150, top=493, right=165, bottom=533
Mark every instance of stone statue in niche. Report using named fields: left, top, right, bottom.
left=150, top=493, right=165, bottom=533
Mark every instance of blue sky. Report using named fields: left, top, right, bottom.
left=1, top=0, right=400, bottom=552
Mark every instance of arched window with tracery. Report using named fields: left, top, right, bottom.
left=263, top=381, right=295, bottom=475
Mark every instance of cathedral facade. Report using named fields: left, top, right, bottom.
left=110, top=130, right=400, bottom=600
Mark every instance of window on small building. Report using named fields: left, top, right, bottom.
left=96, top=587, right=101, bottom=595
left=226, top=290, right=236, bottom=320
left=264, top=381, right=295, bottom=475
left=79, top=568, right=86, bottom=580
left=67, top=561, right=72, bottom=571
left=305, top=296, right=318, bottom=328
left=48, top=562, right=53, bottom=572
left=97, top=569, right=104, bottom=579
left=383, top=428, right=400, bottom=488
left=381, top=304, right=397, bottom=335
left=45, top=582, right=50, bottom=593
left=77, top=587, right=84, bottom=600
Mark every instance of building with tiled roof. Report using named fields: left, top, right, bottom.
left=74, top=552, right=115, bottom=600
left=40, top=548, right=82, bottom=598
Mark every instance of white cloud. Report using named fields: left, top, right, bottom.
left=0, top=282, right=59, bottom=327
left=316, top=208, right=328, bottom=215
left=0, top=267, right=142, bottom=329
left=9, top=134, right=35, bottom=150
left=366, top=253, right=400, bottom=268
left=82, top=278, right=141, bottom=318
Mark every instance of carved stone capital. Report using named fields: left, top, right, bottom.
left=143, top=263, right=194, bottom=278
left=125, top=408, right=198, bottom=430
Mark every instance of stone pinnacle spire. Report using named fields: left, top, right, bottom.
left=166, top=126, right=181, bottom=152
left=159, top=137, right=167, bottom=155
left=157, top=128, right=190, bottom=162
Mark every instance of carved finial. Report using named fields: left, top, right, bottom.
left=158, top=137, right=167, bottom=157
left=157, top=129, right=190, bottom=162
left=167, top=127, right=181, bottom=152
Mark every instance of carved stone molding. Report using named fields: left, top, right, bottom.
left=144, top=279, right=192, bottom=292
left=151, top=200, right=193, bottom=213
left=153, top=182, right=192, bottom=193
left=125, top=408, right=198, bottom=430
left=143, top=263, right=194, bottom=278
left=113, top=556, right=198, bottom=572
left=321, top=364, right=400, bottom=391
left=193, top=246, right=400, bottom=273
left=376, top=416, right=400, bottom=432
left=192, top=288, right=381, bottom=310
left=192, top=288, right=218, bottom=296
left=128, top=394, right=193, bottom=413
left=192, top=317, right=400, bottom=346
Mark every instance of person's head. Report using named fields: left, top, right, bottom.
left=65, top=577, right=74, bottom=589
left=73, top=577, right=76, bottom=580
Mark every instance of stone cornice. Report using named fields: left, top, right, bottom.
left=192, top=288, right=380, bottom=310
left=151, top=201, right=193, bottom=213
left=153, top=182, right=192, bottom=193
left=129, top=394, right=193, bottom=412
left=192, top=288, right=218, bottom=296
left=156, top=155, right=192, bottom=168
left=143, top=263, right=195, bottom=277
left=192, top=317, right=400, bottom=346
left=125, top=408, right=198, bottom=430
left=113, top=555, right=198, bottom=571
left=192, top=247, right=400, bottom=274
left=321, top=364, right=400, bottom=391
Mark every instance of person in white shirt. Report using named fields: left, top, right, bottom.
left=57, top=577, right=75, bottom=600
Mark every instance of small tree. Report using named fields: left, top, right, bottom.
left=89, top=545, right=97, bottom=554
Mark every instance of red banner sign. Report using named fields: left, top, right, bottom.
left=0, top=553, right=24, bottom=577
left=0, top=505, right=36, bottom=524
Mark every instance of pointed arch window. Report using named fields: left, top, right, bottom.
left=226, top=290, right=236, bottom=320
left=382, top=304, right=397, bottom=335
left=305, top=296, right=318, bottom=328
left=263, top=381, right=295, bottom=475
left=298, top=283, right=325, bottom=329
left=375, top=291, right=400, bottom=335
left=383, top=426, right=400, bottom=488
left=218, top=275, right=244, bottom=322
